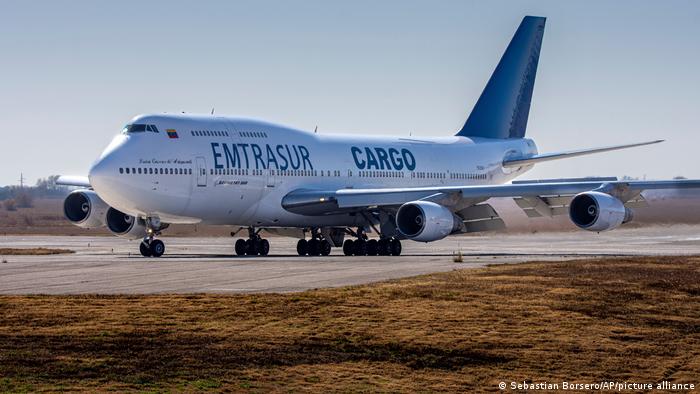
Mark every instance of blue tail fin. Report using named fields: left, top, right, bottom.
left=457, top=16, right=546, bottom=139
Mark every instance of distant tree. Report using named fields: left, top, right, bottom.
left=4, top=199, right=17, bottom=211
left=14, top=192, right=33, bottom=208
left=33, top=175, right=70, bottom=198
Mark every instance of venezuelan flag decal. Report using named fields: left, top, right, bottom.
left=166, top=129, right=178, bottom=139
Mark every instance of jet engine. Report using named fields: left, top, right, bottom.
left=395, top=201, right=461, bottom=242
left=63, top=189, right=109, bottom=228
left=569, top=191, right=633, bottom=232
left=106, top=207, right=148, bottom=239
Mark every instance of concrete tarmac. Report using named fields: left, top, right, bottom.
left=1, top=225, right=699, bottom=294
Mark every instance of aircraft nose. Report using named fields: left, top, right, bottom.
left=88, top=153, right=117, bottom=195
left=88, top=134, right=128, bottom=195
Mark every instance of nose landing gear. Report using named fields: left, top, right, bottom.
left=234, top=227, right=270, bottom=256
left=140, top=238, right=165, bottom=257
left=139, top=218, right=166, bottom=257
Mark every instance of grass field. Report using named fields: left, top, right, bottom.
left=1, top=256, right=700, bottom=392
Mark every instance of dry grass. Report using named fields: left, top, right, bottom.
left=0, top=248, right=74, bottom=255
left=1, top=256, right=700, bottom=392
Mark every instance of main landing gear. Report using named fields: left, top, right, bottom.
left=296, top=229, right=332, bottom=256
left=234, top=227, right=270, bottom=256
left=343, top=237, right=402, bottom=256
left=340, top=227, right=402, bottom=256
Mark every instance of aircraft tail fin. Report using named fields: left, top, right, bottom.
left=457, top=16, right=546, bottom=139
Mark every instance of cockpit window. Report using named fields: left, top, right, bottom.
left=124, top=124, right=160, bottom=134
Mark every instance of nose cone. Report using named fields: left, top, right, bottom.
left=89, top=134, right=129, bottom=197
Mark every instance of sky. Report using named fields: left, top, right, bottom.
left=1, top=0, right=699, bottom=185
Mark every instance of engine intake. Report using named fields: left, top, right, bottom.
left=396, top=201, right=461, bottom=242
left=569, top=191, right=633, bottom=232
left=106, top=207, right=147, bottom=239
left=63, top=189, right=109, bottom=228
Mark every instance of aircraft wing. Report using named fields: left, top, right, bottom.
left=282, top=178, right=700, bottom=217
left=56, top=175, right=91, bottom=188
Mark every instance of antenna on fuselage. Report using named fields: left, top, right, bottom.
left=211, top=107, right=215, bottom=115
left=314, top=125, right=318, bottom=133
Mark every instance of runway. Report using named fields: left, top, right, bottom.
left=1, top=224, right=699, bottom=294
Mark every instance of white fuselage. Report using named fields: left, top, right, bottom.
left=89, top=113, right=537, bottom=227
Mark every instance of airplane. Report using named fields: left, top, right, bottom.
left=58, top=16, right=700, bottom=258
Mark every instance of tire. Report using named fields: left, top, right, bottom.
left=150, top=239, right=165, bottom=257
left=342, top=239, right=354, bottom=256
left=366, top=239, right=378, bottom=256
left=258, top=239, right=270, bottom=256
left=320, top=239, right=332, bottom=256
left=235, top=239, right=247, bottom=256
left=296, top=239, right=308, bottom=256
left=353, top=239, right=367, bottom=256
left=308, top=239, right=321, bottom=256
left=377, top=239, right=390, bottom=256
left=139, top=241, right=152, bottom=257
left=245, top=239, right=257, bottom=255
left=390, top=238, right=402, bottom=256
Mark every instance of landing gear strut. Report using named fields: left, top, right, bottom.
left=234, top=227, right=270, bottom=256
left=297, top=229, right=332, bottom=256
left=342, top=227, right=401, bottom=256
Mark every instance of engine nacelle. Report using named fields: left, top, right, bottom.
left=396, top=201, right=461, bottom=242
left=106, top=207, right=148, bottom=239
left=63, top=189, right=109, bottom=228
left=569, top=191, right=633, bottom=232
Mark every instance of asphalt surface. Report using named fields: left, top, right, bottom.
left=1, top=225, right=699, bottom=294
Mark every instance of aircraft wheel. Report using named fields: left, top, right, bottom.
left=235, top=239, right=247, bottom=256
left=296, top=239, right=308, bottom=256
left=377, top=239, right=390, bottom=256
left=308, top=239, right=321, bottom=256
left=353, top=239, right=367, bottom=256
left=245, top=239, right=257, bottom=255
left=258, top=239, right=270, bottom=256
left=342, top=239, right=354, bottom=256
left=139, top=240, right=152, bottom=257
left=390, top=238, right=402, bottom=256
left=366, top=239, right=378, bottom=256
left=320, top=239, right=332, bottom=256
left=150, top=239, right=165, bottom=258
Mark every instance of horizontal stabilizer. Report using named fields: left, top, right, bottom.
left=503, top=140, right=663, bottom=168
